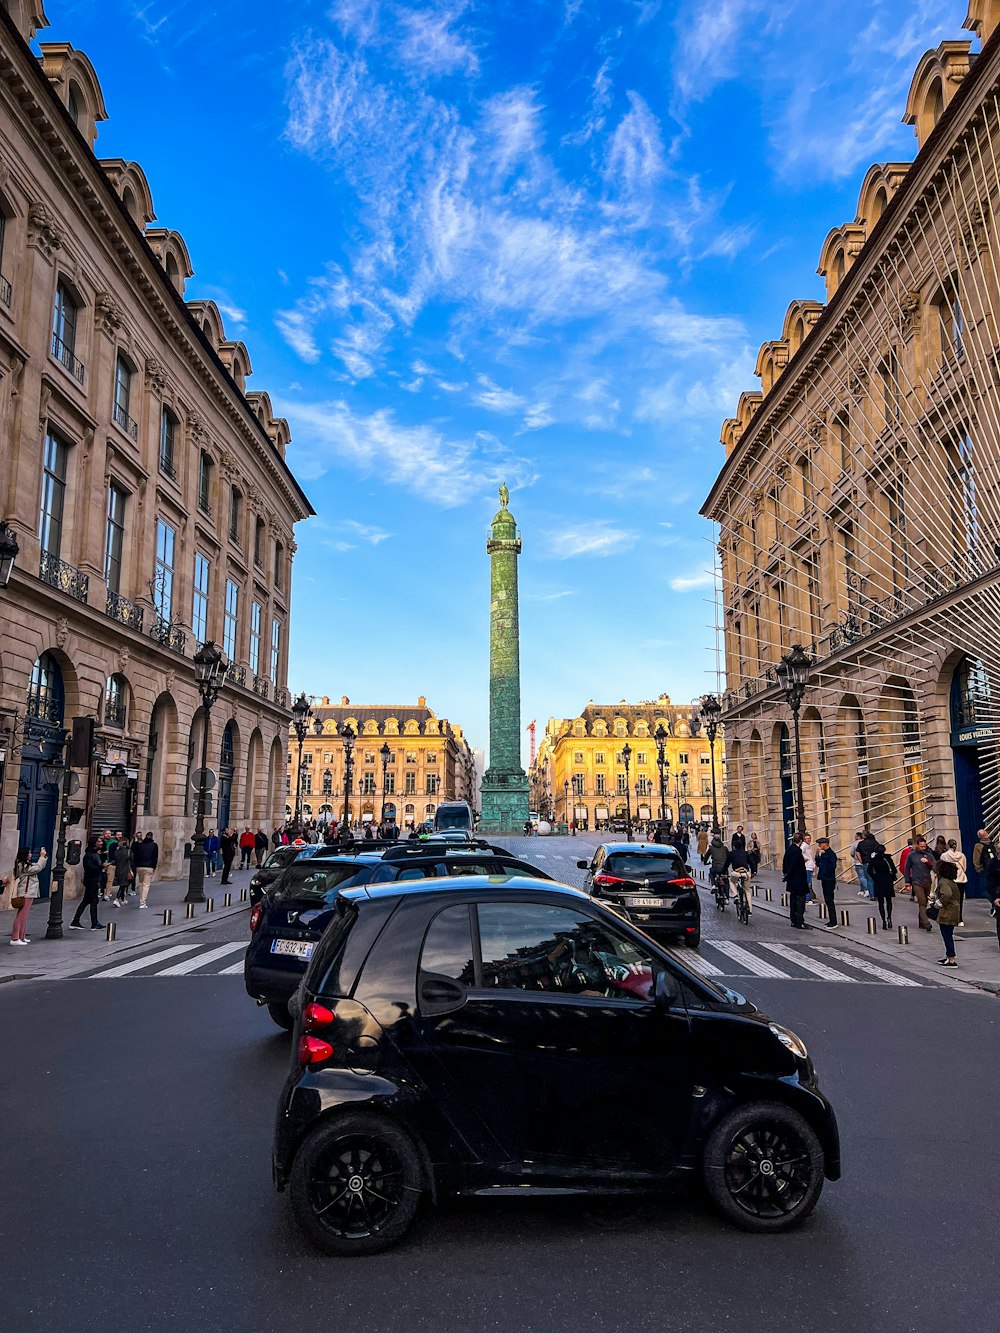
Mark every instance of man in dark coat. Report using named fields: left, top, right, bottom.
left=219, top=829, right=238, bottom=885
left=816, top=838, right=838, bottom=928
left=782, top=834, right=810, bottom=929
left=731, top=825, right=746, bottom=852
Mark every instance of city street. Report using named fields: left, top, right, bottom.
left=1, top=835, right=996, bottom=1333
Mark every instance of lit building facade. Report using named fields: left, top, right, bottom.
left=532, top=696, right=724, bottom=831
left=287, top=696, right=477, bottom=829
left=0, top=1, right=312, bottom=891
left=702, top=2, right=1000, bottom=872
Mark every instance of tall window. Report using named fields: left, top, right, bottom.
left=938, top=278, right=965, bottom=360
left=0, top=210, right=10, bottom=305
left=405, top=771, right=416, bottom=795
left=951, top=432, right=978, bottom=575
left=113, top=355, right=135, bottom=437
left=39, top=430, right=68, bottom=558
left=229, top=487, right=242, bottom=544
left=880, top=348, right=900, bottom=426
left=616, top=773, right=628, bottom=796
left=274, top=541, right=284, bottom=591
left=254, top=516, right=265, bottom=567
left=804, top=556, right=821, bottom=640
left=154, top=519, right=175, bottom=623
left=52, top=280, right=81, bottom=377
left=105, top=483, right=126, bottom=594
left=596, top=773, right=606, bottom=795
left=223, top=579, right=239, bottom=660
left=159, top=408, right=176, bottom=477
left=426, top=773, right=439, bottom=796
left=270, top=617, right=281, bottom=681
left=249, top=601, right=262, bottom=674
left=198, top=452, right=213, bottom=514
left=833, top=411, right=851, bottom=472
left=886, top=478, right=907, bottom=590
left=192, top=553, right=210, bottom=643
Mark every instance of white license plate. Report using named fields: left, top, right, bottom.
left=628, top=897, right=669, bottom=908
left=270, top=939, right=314, bottom=959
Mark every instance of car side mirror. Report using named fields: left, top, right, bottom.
left=655, top=968, right=681, bottom=1010
left=576, top=860, right=589, bottom=870
left=419, top=973, right=468, bottom=1016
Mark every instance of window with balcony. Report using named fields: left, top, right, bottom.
left=270, top=617, right=281, bottom=681
left=192, top=553, right=210, bottom=644
left=595, top=773, right=606, bottom=795
left=154, top=519, right=176, bottom=625
left=229, top=487, right=242, bottom=545
left=405, top=772, right=416, bottom=794
left=249, top=601, right=262, bottom=674
left=616, top=773, right=628, bottom=795
left=0, top=207, right=11, bottom=306
left=104, top=483, right=126, bottom=595
left=571, top=774, right=584, bottom=796
left=113, top=354, right=138, bottom=439
left=223, top=579, right=239, bottom=660
left=159, top=408, right=177, bottom=478
left=426, top=774, right=440, bottom=795
left=39, top=430, right=68, bottom=558
left=52, top=280, right=83, bottom=381
left=198, top=452, right=213, bottom=516
left=104, top=673, right=127, bottom=729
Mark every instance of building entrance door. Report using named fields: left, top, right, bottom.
left=16, top=653, right=66, bottom=899
left=950, top=660, right=989, bottom=896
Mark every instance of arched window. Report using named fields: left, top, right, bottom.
left=927, top=78, right=944, bottom=128
left=871, top=187, right=888, bottom=223
left=67, top=80, right=83, bottom=128
left=834, top=250, right=846, bottom=285
left=613, top=719, right=627, bottom=737
left=104, top=673, right=127, bottom=728
left=27, top=652, right=64, bottom=721
left=573, top=720, right=585, bottom=737
left=122, top=186, right=138, bottom=221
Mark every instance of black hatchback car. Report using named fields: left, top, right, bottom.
left=249, top=844, right=323, bottom=907
left=246, top=843, right=552, bottom=1028
left=273, top=874, right=841, bottom=1254
left=578, top=842, right=701, bottom=946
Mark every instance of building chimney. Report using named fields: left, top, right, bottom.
left=418, top=695, right=426, bottom=707
left=341, top=695, right=349, bottom=706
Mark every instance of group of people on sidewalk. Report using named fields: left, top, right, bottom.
left=69, top=829, right=160, bottom=932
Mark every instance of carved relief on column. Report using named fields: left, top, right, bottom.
left=95, top=290, right=124, bottom=339
left=27, top=201, right=65, bottom=259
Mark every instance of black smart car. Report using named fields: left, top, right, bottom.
left=246, top=843, right=552, bottom=1028
left=273, top=874, right=841, bottom=1254
left=578, top=842, right=701, bottom=947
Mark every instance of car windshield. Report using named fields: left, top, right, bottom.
left=264, top=846, right=301, bottom=870
left=272, top=862, right=368, bottom=902
left=435, top=809, right=471, bottom=831
left=604, top=853, right=686, bottom=878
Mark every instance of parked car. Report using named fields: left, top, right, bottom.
left=246, top=842, right=552, bottom=1028
left=249, top=843, right=323, bottom=906
left=273, top=874, right=841, bottom=1254
left=578, top=842, right=701, bottom=947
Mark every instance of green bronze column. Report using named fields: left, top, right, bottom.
left=479, top=483, right=530, bottom=832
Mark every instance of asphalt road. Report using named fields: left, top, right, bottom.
left=2, top=836, right=996, bottom=1333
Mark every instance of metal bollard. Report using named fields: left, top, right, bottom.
left=205, top=897, right=215, bottom=913
left=239, top=887, right=248, bottom=903
left=185, top=902, right=195, bottom=919
left=780, top=892, right=788, bottom=907
left=898, top=925, right=909, bottom=945
left=224, top=892, right=232, bottom=908
left=751, top=885, right=758, bottom=898
left=106, top=921, right=117, bottom=942
left=867, top=916, right=878, bottom=935
left=765, top=887, right=773, bottom=902
left=839, top=909, right=851, bottom=927
left=162, top=909, right=172, bottom=927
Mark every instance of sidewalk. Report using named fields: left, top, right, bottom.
left=0, top=866, right=251, bottom=981
left=696, top=863, right=1000, bottom=995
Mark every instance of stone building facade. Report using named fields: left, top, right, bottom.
left=0, top=1, right=312, bottom=892
left=532, top=696, right=724, bottom=831
left=287, top=696, right=477, bottom=830
left=702, top=2, right=1000, bottom=875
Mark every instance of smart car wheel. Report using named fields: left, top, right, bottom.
left=702, top=1101, right=824, bottom=1232
left=289, top=1114, right=424, bottom=1255
left=686, top=929, right=701, bottom=949
left=267, top=1002, right=294, bottom=1031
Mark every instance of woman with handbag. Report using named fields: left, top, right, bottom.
left=939, top=838, right=968, bottom=925
left=932, top=859, right=961, bottom=967
left=868, top=843, right=897, bottom=930
left=5, top=847, right=48, bottom=945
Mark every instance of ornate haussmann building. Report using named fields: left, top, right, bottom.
left=287, top=697, right=478, bottom=830
left=703, top=2, right=1000, bottom=874
left=532, top=696, right=724, bottom=831
left=0, top=1, right=312, bottom=894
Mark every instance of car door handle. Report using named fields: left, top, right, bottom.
left=419, top=975, right=467, bottom=1013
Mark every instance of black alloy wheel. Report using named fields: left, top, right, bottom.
left=289, top=1114, right=423, bottom=1255
left=686, top=929, right=701, bottom=948
left=267, top=1001, right=294, bottom=1031
left=702, top=1101, right=824, bottom=1232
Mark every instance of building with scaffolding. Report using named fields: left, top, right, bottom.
left=702, top=1, right=1000, bottom=874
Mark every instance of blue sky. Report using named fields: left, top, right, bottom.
left=52, top=0, right=960, bottom=757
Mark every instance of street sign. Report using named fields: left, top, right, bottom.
left=190, top=767, right=218, bottom=791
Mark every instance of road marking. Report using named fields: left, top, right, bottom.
left=811, top=945, right=922, bottom=987
left=154, top=942, right=247, bottom=976
left=89, top=942, right=203, bottom=977
left=216, top=959, right=245, bottom=975
left=757, top=941, right=855, bottom=981
left=667, top=946, right=724, bottom=976
left=709, top=940, right=791, bottom=978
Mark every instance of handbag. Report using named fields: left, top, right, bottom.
left=10, top=895, right=26, bottom=910
left=926, top=900, right=940, bottom=921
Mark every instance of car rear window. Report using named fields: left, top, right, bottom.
left=264, top=846, right=300, bottom=869
left=272, top=862, right=370, bottom=902
left=604, top=853, right=687, bottom=878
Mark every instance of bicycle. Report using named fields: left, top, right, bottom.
left=712, top=869, right=730, bottom=911
left=732, top=868, right=752, bottom=925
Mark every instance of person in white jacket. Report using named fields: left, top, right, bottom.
left=801, top=833, right=817, bottom=897
left=939, top=838, right=968, bottom=925
left=5, top=847, right=48, bottom=945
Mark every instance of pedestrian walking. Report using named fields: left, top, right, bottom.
left=239, top=826, right=255, bottom=870
left=782, top=834, right=809, bottom=929
left=987, top=856, right=1000, bottom=952
left=932, top=859, right=961, bottom=967
left=904, top=836, right=935, bottom=931
left=802, top=833, right=816, bottom=898
left=132, top=831, right=159, bottom=908
left=731, top=824, right=746, bottom=852
left=254, top=828, right=268, bottom=867
left=69, top=837, right=104, bottom=930
left=748, top=833, right=761, bottom=877
left=899, top=836, right=917, bottom=899
left=939, top=839, right=967, bottom=924
left=697, top=827, right=709, bottom=861
left=816, top=838, right=838, bottom=928
left=869, top=844, right=897, bottom=929
left=219, top=828, right=237, bottom=885
left=855, top=827, right=880, bottom=899
left=5, top=847, right=48, bottom=945
left=111, top=834, right=133, bottom=906
left=972, top=828, right=998, bottom=899
left=204, top=829, right=220, bottom=876
left=677, top=828, right=690, bottom=861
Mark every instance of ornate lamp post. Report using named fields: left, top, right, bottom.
left=340, top=723, right=356, bottom=838
left=622, top=742, right=633, bottom=842
left=380, top=741, right=391, bottom=824
left=563, top=779, right=570, bottom=828
left=700, top=693, right=722, bottom=835
left=290, top=693, right=312, bottom=831
left=654, top=723, right=670, bottom=833
left=777, top=643, right=813, bottom=838
left=186, top=640, right=228, bottom=904
left=0, top=520, right=19, bottom=587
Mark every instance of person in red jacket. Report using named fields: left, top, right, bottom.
left=239, top=826, right=256, bottom=870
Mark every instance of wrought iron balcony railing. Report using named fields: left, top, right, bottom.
left=274, top=687, right=289, bottom=709
left=253, top=675, right=270, bottom=699
left=51, top=332, right=84, bottom=382
left=106, top=589, right=144, bottom=632
left=39, top=550, right=89, bottom=603
left=113, top=401, right=139, bottom=440
left=227, top=664, right=247, bottom=687
left=0, top=273, right=11, bottom=307
left=103, top=700, right=127, bottom=729
left=159, top=454, right=177, bottom=481
left=150, top=616, right=187, bottom=655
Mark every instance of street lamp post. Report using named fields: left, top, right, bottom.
left=340, top=723, right=356, bottom=839
left=777, top=643, right=813, bottom=839
left=290, top=693, right=312, bottom=832
left=563, top=779, right=569, bottom=828
left=654, top=723, right=670, bottom=835
left=380, top=742, right=391, bottom=825
left=700, top=693, right=722, bottom=835
left=186, top=641, right=229, bottom=905
left=622, top=742, right=633, bottom=842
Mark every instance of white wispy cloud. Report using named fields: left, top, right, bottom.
left=603, top=91, right=666, bottom=220
left=475, top=375, right=525, bottom=413
left=527, top=589, right=575, bottom=601
left=398, top=3, right=479, bottom=77
left=549, top=523, right=637, bottom=559
left=315, top=517, right=394, bottom=551
left=669, top=568, right=715, bottom=592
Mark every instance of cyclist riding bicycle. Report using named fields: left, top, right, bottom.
left=729, top=845, right=753, bottom=918
left=705, top=835, right=731, bottom=900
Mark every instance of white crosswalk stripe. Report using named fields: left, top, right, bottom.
left=709, top=939, right=791, bottom=978
left=757, top=941, right=856, bottom=981
left=89, top=942, right=204, bottom=978
left=216, top=959, right=246, bottom=976
left=810, top=945, right=922, bottom=987
left=154, top=942, right=247, bottom=976
left=667, top=946, right=724, bottom=976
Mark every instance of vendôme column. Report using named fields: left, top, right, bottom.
left=479, top=483, right=530, bottom=832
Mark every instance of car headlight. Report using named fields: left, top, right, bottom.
left=769, top=1023, right=808, bottom=1059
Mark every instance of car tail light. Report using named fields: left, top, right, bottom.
left=668, top=877, right=696, bottom=888
left=303, top=1002, right=336, bottom=1032
left=297, top=1034, right=334, bottom=1066
left=249, top=903, right=263, bottom=934
left=593, top=873, right=629, bottom=888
